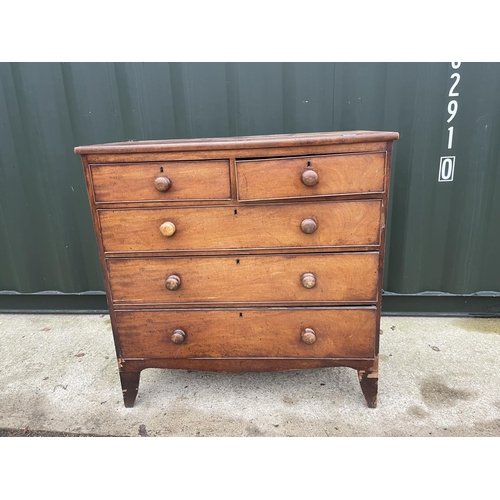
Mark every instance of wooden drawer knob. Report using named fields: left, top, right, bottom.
left=171, top=329, right=186, bottom=344
left=165, top=274, right=181, bottom=291
left=301, top=218, right=317, bottom=234
left=160, top=221, right=176, bottom=237
left=301, top=169, right=319, bottom=186
left=154, top=176, right=172, bottom=192
left=301, top=272, right=316, bottom=289
left=301, top=328, right=316, bottom=345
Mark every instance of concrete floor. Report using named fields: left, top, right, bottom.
left=0, top=313, right=499, bottom=437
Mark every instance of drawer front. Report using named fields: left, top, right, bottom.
left=115, top=308, right=377, bottom=359
left=99, top=200, right=382, bottom=253
left=236, top=152, right=385, bottom=201
left=90, top=160, right=230, bottom=203
left=108, top=253, right=379, bottom=305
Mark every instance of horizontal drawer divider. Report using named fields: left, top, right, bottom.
left=112, top=301, right=379, bottom=308
left=121, top=357, right=375, bottom=361
left=103, top=246, right=381, bottom=257
left=117, top=357, right=377, bottom=373
left=114, top=305, right=378, bottom=312
left=106, top=250, right=380, bottom=260
left=97, top=198, right=385, bottom=210
left=236, top=191, right=385, bottom=203
left=93, top=192, right=386, bottom=208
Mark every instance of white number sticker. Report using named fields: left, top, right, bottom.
left=447, top=100, right=458, bottom=123
left=449, top=73, right=460, bottom=97
left=439, top=63, right=460, bottom=182
left=439, top=156, right=455, bottom=182
left=447, top=126, right=454, bottom=149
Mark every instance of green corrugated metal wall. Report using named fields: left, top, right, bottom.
left=1, top=62, right=499, bottom=312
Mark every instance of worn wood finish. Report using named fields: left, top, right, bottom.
left=107, top=253, right=379, bottom=306
left=358, top=355, right=379, bottom=408
left=118, top=357, right=376, bottom=373
left=116, top=356, right=378, bottom=404
left=75, top=130, right=399, bottom=408
left=75, top=131, right=400, bottom=155
left=91, top=160, right=230, bottom=203
left=98, top=200, right=382, bottom=254
left=79, top=155, right=125, bottom=363
left=84, top=141, right=389, bottom=165
left=119, top=371, right=141, bottom=408
left=115, top=308, right=376, bottom=359
left=236, top=152, right=385, bottom=201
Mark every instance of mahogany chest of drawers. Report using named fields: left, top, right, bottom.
left=75, top=131, right=399, bottom=408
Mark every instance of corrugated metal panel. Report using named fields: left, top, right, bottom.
left=0, top=62, right=499, bottom=297
left=382, top=63, right=500, bottom=294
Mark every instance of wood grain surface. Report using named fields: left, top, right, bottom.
left=115, top=307, right=377, bottom=359
left=118, top=358, right=376, bottom=374
left=107, top=252, right=379, bottom=306
left=75, top=130, right=399, bottom=155
left=98, top=200, right=382, bottom=253
left=237, top=152, right=385, bottom=200
left=91, top=160, right=230, bottom=203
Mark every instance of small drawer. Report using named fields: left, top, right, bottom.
left=115, top=307, right=377, bottom=359
left=90, top=160, right=230, bottom=203
left=236, top=152, right=385, bottom=201
left=98, top=200, right=382, bottom=253
left=107, top=252, right=379, bottom=306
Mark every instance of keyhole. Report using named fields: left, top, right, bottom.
left=236, top=259, right=240, bottom=265
left=234, top=209, right=238, bottom=215
left=239, top=313, right=243, bottom=317
left=160, top=167, right=164, bottom=173
left=307, top=161, right=311, bottom=167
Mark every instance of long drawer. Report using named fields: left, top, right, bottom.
left=90, top=160, right=231, bottom=203
left=98, top=200, right=382, bottom=253
left=115, top=307, right=377, bottom=359
left=236, top=152, right=385, bottom=201
left=107, top=253, right=379, bottom=306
